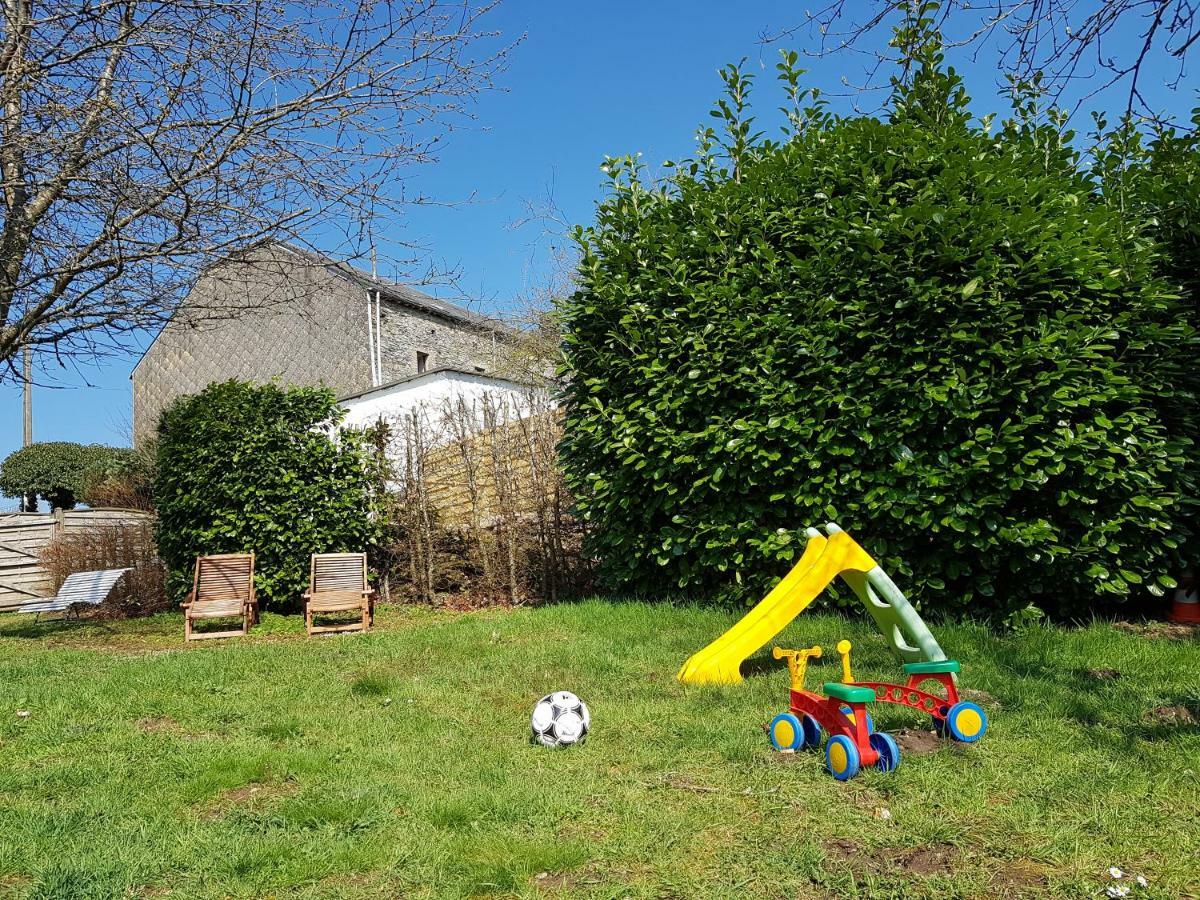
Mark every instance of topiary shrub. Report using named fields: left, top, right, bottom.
left=155, top=380, right=384, bottom=610
left=0, top=442, right=127, bottom=511
left=558, top=43, right=1196, bottom=620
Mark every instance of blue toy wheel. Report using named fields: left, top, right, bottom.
left=825, top=734, right=861, bottom=781
left=769, top=713, right=804, bottom=751
left=869, top=731, right=902, bottom=773
left=839, top=704, right=875, bottom=734
left=943, top=701, right=988, bottom=743
left=800, top=714, right=822, bottom=749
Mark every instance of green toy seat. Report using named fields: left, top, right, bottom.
left=822, top=682, right=875, bottom=703
left=903, top=659, right=960, bottom=675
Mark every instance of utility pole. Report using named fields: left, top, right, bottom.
left=20, top=345, right=35, bottom=512
left=22, top=344, right=32, bottom=447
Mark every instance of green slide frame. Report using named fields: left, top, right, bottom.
left=823, top=524, right=947, bottom=665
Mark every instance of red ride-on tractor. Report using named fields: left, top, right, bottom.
left=767, top=644, right=901, bottom=780
left=769, top=640, right=987, bottom=780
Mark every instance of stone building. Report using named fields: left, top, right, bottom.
left=131, top=242, right=513, bottom=442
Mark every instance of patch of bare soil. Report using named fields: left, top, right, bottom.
left=823, top=838, right=882, bottom=875
left=137, top=715, right=181, bottom=733
left=894, top=728, right=945, bottom=755
left=222, top=784, right=268, bottom=804
left=136, top=715, right=211, bottom=741
left=823, top=838, right=862, bottom=861
left=0, top=873, right=31, bottom=890
left=132, top=886, right=174, bottom=898
left=892, top=845, right=956, bottom=876
left=533, top=865, right=607, bottom=893
left=1147, top=704, right=1199, bottom=727
left=823, top=839, right=959, bottom=878
left=201, top=779, right=298, bottom=820
left=765, top=748, right=807, bottom=765
left=1088, top=667, right=1121, bottom=681
left=1115, top=620, right=1200, bottom=640
left=989, top=859, right=1052, bottom=895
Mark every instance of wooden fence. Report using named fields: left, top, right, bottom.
left=414, top=409, right=562, bottom=528
left=0, top=508, right=152, bottom=610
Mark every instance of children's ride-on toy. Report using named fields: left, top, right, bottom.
left=850, top=651, right=988, bottom=744
left=768, top=642, right=902, bottom=781
left=677, top=523, right=990, bottom=777
left=769, top=639, right=988, bottom=779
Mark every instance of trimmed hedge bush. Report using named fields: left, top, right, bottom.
left=558, top=50, right=1196, bottom=619
left=155, top=380, right=383, bottom=609
left=0, top=442, right=127, bottom=511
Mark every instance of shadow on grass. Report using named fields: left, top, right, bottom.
left=0, top=615, right=99, bottom=639
left=740, top=652, right=786, bottom=680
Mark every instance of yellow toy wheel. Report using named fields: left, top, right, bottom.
left=825, top=734, right=861, bottom=781
left=944, top=701, right=987, bottom=743
left=769, top=713, right=804, bottom=751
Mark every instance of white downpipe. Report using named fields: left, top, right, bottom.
left=374, top=289, right=383, bottom=384
left=367, top=293, right=379, bottom=387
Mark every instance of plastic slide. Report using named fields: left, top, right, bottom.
left=677, top=523, right=947, bottom=685
left=677, top=527, right=876, bottom=685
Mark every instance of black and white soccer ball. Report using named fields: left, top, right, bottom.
left=530, top=691, right=590, bottom=748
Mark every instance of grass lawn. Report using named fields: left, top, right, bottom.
left=0, top=601, right=1196, bottom=899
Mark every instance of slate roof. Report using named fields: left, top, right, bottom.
left=278, top=243, right=507, bottom=331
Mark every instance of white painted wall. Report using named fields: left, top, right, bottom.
left=339, top=368, right=546, bottom=463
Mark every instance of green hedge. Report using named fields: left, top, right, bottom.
left=558, top=48, right=1196, bottom=619
left=0, top=442, right=127, bottom=510
left=155, top=380, right=383, bottom=609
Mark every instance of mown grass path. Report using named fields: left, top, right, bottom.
left=0, top=602, right=1196, bottom=898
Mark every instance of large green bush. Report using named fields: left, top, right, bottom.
left=1096, top=108, right=1200, bottom=311
left=1091, top=110, right=1200, bottom=545
left=0, top=442, right=127, bottom=510
left=558, top=46, right=1196, bottom=619
left=155, top=380, right=383, bottom=609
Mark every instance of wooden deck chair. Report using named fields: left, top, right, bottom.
left=183, top=553, right=256, bottom=641
left=303, top=553, right=375, bottom=636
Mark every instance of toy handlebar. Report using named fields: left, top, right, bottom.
left=836, top=639, right=854, bottom=683
left=773, top=645, right=822, bottom=692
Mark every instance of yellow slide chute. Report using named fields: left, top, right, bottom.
left=676, top=526, right=877, bottom=686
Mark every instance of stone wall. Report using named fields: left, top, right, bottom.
left=376, top=303, right=503, bottom=382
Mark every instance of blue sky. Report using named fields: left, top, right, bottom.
left=2, top=0, right=1196, bottom=467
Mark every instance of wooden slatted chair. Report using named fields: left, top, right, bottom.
left=16, top=568, right=132, bottom=621
left=183, top=553, right=257, bottom=641
left=303, top=553, right=375, bottom=635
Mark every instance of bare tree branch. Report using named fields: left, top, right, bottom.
left=1, top=0, right=517, bottom=378
left=763, top=1, right=1199, bottom=124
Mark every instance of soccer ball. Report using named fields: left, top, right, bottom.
left=530, top=691, right=590, bottom=748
